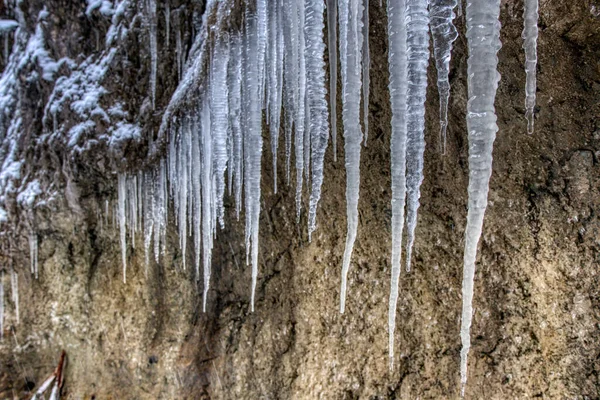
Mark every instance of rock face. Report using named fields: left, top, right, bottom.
left=0, top=0, right=600, bottom=399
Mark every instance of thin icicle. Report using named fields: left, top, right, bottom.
left=146, top=0, right=158, bottom=109
left=460, top=0, right=502, bottom=395
left=143, top=171, right=154, bottom=276
left=522, top=0, right=538, bottom=134
left=257, top=0, right=268, bottom=109
left=176, top=16, right=183, bottom=80
left=430, top=0, right=458, bottom=153
left=29, top=231, right=38, bottom=279
left=242, top=9, right=264, bottom=312
left=327, top=0, right=338, bottom=162
left=10, top=269, right=18, bottom=324
left=282, top=0, right=299, bottom=185
left=165, top=2, right=170, bottom=48
left=339, top=0, right=364, bottom=314
left=362, top=0, right=370, bottom=146
left=228, top=34, right=243, bottom=218
left=387, top=0, right=409, bottom=370
left=306, top=0, right=330, bottom=240
left=404, top=0, right=430, bottom=273
left=0, top=271, right=3, bottom=340
left=118, top=173, right=127, bottom=283
left=295, top=0, right=307, bottom=221
left=268, top=0, right=284, bottom=194
left=210, top=36, right=230, bottom=228
left=201, top=98, right=213, bottom=312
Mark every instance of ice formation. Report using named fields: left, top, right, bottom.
left=146, top=0, right=157, bottom=109
left=0, top=271, right=3, bottom=340
left=0, top=0, right=533, bottom=394
left=460, top=0, right=502, bottom=394
left=387, top=0, right=409, bottom=370
left=306, top=0, right=330, bottom=240
left=430, top=0, right=458, bottom=153
left=522, top=0, right=538, bottom=134
left=338, top=0, right=364, bottom=313
left=327, top=0, right=338, bottom=162
left=403, top=0, right=429, bottom=273
left=362, top=0, right=371, bottom=145
left=11, top=269, right=18, bottom=324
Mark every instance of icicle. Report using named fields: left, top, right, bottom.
left=339, top=0, right=364, bottom=313
left=404, top=0, right=430, bottom=273
left=29, top=231, right=38, bottom=279
left=143, top=171, right=154, bottom=276
left=128, top=175, right=137, bottom=249
left=306, top=0, right=330, bottom=240
left=191, top=114, right=202, bottom=279
left=210, top=36, right=230, bottom=228
left=3, top=33, right=8, bottom=64
left=282, top=1, right=299, bottom=185
left=522, top=0, right=538, bottom=134
left=460, top=0, right=502, bottom=395
left=362, top=0, right=370, bottom=146
left=228, top=34, right=243, bottom=218
left=10, top=269, right=18, bottom=324
left=118, top=173, right=127, bottom=283
left=201, top=98, right=213, bottom=312
left=165, top=2, right=170, bottom=48
left=153, top=160, right=167, bottom=263
left=430, top=0, right=458, bottom=153
left=327, top=0, right=338, bottom=162
left=0, top=271, right=3, bottom=340
left=257, top=0, right=268, bottom=109
left=295, top=0, right=307, bottom=221
left=178, top=121, right=190, bottom=270
left=147, top=0, right=158, bottom=109
left=387, top=0, right=409, bottom=370
left=267, top=0, right=284, bottom=194
left=242, top=9, right=264, bottom=312
left=176, top=21, right=183, bottom=80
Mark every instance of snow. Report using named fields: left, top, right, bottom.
left=85, top=0, right=114, bottom=18
left=17, top=180, right=41, bottom=207
left=0, top=20, right=19, bottom=33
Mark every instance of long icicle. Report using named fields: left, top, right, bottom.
left=387, top=0, right=409, bottom=370
left=404, top=0, right=430, bottom=273
left=460, top=0, right=502, bottom=395
left=306, top=0, right=330, bottom=241
left=362, top=0, right=370, bottom=146
left=327, top=0, right=338, bottom=162
left=118, top=173, right=127, bottom=283
left=339, top=0, right=364, bottom=313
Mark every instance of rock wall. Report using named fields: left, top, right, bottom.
left=0, top=0, right=600, bottom=399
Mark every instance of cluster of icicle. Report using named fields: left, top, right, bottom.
left=110, top=0, right=538, bottom=394
left=117, top=0, right=332, bottom=313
